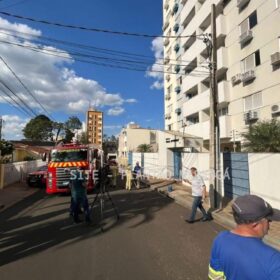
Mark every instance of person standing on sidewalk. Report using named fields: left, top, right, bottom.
left=209, top=195, right=280, bottom=280
left=184, top=167, right=209, bottom=223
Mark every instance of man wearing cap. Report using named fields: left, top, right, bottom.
left=209, top=194, right=280, bottom=280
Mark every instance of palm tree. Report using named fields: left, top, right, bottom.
left=137, top=144, right=153, bottom=153
left=242, top=119, right=280, bottom=152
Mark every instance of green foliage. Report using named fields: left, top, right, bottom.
left=23, top=115, right=53, bottom=141
left=137, top=144, right=153, bottom=153
left=52, top=122, right=64, bottom=142
left=79, top=132, right=89, bottom=144
left=64, top=116, right=82, bottom=132
left=0, top=140, right=14, bottom=156
left=242, top=119, right=280, bottom=152
left=64, top=129, right=75, bottom=143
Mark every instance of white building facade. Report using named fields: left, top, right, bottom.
left=163, top=0, right=280, bottom=151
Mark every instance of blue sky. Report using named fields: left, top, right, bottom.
left=0, top=0, right=164, bottom=139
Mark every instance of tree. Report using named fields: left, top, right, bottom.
left=242, top=119, right=280, bottom=152
left=23, top=115, right=53, bottom=141
left=52, top=122, right=64, bottom=142
left=137, top=144, right=153, bottom=153
left=0, top=140, right=14, bottom=156
left=64, top=129, right=75, bottom=143
left=103, top=134, right=118, bottom=155
left=79, top=132, right=89, bottom=144
left=64, top=116, right=82, bottom=131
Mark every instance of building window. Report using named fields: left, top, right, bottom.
left=219, top=106, right=228, bottom=116
left=177, top=76, right=183, bottom=85
left=244, top=92, right=262, bottom=112
left=241, top=50, right=261, bottom=72
left=240, top=11, right=258, bottom=34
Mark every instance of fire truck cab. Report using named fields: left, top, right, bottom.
left=45, top=143, right=102, bottom=194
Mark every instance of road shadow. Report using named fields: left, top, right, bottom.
left=0, top=188, right=172, bottom=266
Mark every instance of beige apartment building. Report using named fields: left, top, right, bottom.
left=86, top=108, right=103, bottom=147
left=163, top=0, right=280, bottom=151
left=118, top=123, right=158, bottom=157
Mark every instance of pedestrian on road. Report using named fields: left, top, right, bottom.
left=125, top=164, right=132, bottom=191
left=184, top=167, right=209, bottom=223
left=133, top=161, right=142, bottom=189
left=209, top=194, right=280, bottom=280
left=69, top=167, right=91, bottom=224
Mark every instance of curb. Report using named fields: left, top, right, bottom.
left=149, top=181, right=280, bottom=251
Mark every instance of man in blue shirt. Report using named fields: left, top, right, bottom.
left=209, top=195, right=280, bottom=280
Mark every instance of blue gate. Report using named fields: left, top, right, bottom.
left=223, top=153, right=250, bottom=199
left=128, top=152, right=133, bottom=166
left=174, top=151, right=182, bottom=179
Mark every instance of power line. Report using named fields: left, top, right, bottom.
left=0, top=79, right=37, bottom=116
left=0, top=82, right=34, bottom=117
left=0, top=11, right=203, bottom=39
left=0, top=39, right=210, bottom=76
left=0, top=55, right=55, bottom=120
left=0, top=28, right=209, bottom=67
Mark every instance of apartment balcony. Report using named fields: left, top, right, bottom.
left=237, top=0, right=250, bottom=10
left=183, top=81, right=230, bottom=116
left=164, top=38, right=170, bottom=46
left=164, top=0, right=169, bottom=10
left=185, top=115, right=232, bottom=140
left=164, top=56, right=170, bottom=64
left=163, top=21, right=169, bottom=31
left=165, top=112, right=171, bottom=119
left=182, top=72, right=207, bottom=93
left=271, top=52, right=280, bottom=66
left=165, top=92, right=171, bottom=100
left=217, top=47, right=228, bottom=72
left=204, top=14, right=226, bottom=40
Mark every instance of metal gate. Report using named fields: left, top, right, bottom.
left=128, top=152, right=133, bottom=166
left=223, top=153, right=250, bottom=199
left=173, top=151, right=182, bottom=179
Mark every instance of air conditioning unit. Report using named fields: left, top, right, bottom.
left=237, top=0, right=250, bottom=9
left=166, top=74, right=171, bottom=81
left=244, top=110, right=258, bottom=122
left=239, top=30, right=253, bottom=45
left=175, top=108, right=181, bottom=115
left=242, top=69, right=255, bottom=83
left=271, top=104, right=280, bottom=115
left=271, top=52, right=280, bottom=66
left=231, top=73, right=242, bottom=85
left=164, top=38, right=170, bottom=46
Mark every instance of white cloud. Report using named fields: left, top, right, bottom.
left=107, top=107, right=125, bottom=116
left=146, top=37, right=164, bottom=90
left=125, top=98, right=137, bottom=103
left=0, top=17, right=133, bottom=115
left=2, top=115, right=29, bottom=140
left=104, top=125, right=122, bottom=129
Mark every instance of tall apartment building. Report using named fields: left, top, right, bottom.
left=86, top=108, right=103, bottom=147
left=163, top=0, right=280, bottom=151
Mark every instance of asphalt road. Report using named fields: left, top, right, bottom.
left=0, top=187, right=224, bottom=280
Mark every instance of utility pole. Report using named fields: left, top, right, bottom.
left=209, top=4, right=221, bottom=209
left=0, top=116, right=3, bottom=140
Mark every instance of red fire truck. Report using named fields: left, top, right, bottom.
left=45, top=143, right=102, bottom=194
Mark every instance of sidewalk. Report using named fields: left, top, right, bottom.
left=148, top=179, right=280, bottom=251
left=0, top=182, right=39, bottom=213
